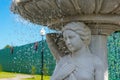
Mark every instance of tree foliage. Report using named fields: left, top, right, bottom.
left=4, top=45, right=11, bottom=49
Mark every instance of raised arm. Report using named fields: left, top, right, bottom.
left=46, top=34, right=61, bottom=62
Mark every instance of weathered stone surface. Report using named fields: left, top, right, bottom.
left=100, top=0, right=120, bottom=14
left=11, top=0, right=120, bottom=32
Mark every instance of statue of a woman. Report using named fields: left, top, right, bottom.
left=46, top=22, right=104, bottom=80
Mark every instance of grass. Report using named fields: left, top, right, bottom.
left=22, top=75, right=50, bottom=80
left=0, top=71, right=50, bottom=80
left=0, top=72, right=16, bottom=78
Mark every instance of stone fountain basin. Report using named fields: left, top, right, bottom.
left=11, top=0, right=120, bottom=32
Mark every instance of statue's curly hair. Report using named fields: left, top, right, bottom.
left=62, top=22, right=91, bottom=46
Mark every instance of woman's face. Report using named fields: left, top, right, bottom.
left=63, top=30, right=84, bottom=52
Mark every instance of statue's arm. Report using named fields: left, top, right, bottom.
left=46, top=34, right=61, bottom=62
left=94, top=58, right=104, bottom=80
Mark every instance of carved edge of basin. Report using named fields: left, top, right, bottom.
left=11, top=0, right=120, bottom=32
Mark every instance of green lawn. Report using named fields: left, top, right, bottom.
left=22, top=75, right=50, bottom=80
left=0, top=72, right=16, bottom=78
left=0, top=72, right=50, bottom=80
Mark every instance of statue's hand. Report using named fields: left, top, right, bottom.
left=51, top=57, right=76, bottom=80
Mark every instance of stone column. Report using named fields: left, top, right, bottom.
left=90, top=35, right=108, bottom=80
left=88, top=24, right=119, bottom=80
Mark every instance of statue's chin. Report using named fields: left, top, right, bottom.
left=68, top=48, right=78, bottom=53
left=68, top=47, right=74, bottom=52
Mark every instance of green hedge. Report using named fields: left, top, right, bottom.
left=107, top=32, right=120, bottom=80
left=0, top=40, right=55, bottom=76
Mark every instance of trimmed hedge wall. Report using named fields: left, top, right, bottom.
left=0, top=40, right=55, bottom=76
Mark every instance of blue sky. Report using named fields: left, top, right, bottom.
left=0, top=0, right=53, bottom=49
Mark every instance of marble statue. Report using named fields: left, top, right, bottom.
left=46, top=22, right=104, bottom=80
